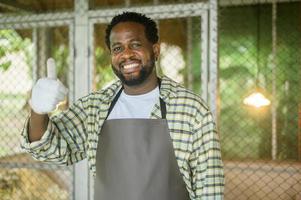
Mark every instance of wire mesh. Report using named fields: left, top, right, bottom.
left=0, top=0, right=300, bottom=200
left=0, top=25, right=73, bottom=200
left=219, top=1, right=301, bottom=199
left=89, top=0, right=208, bottom=9
left=0, top=0, right=73, bottom=13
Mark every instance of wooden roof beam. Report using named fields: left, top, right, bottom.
left=0, top=0, right=33, bottom=12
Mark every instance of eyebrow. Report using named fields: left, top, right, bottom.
left=111, top=42, right=122, bottom=47
left=111, top=39, right=142, bottom=47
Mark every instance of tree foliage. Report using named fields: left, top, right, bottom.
left=0, top=30, right=31, bottom=71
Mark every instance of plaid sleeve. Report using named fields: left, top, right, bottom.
left=21, top=99, right=88, bottom=165
left=191, top=110, right=225, bottom=199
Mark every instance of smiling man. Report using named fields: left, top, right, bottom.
left=22, top=12, right=224, bottom=200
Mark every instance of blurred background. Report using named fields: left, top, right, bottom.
left=0, top=0, right=300, bottom=199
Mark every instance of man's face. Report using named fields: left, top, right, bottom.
left=109, top=22, right=160, bottom=86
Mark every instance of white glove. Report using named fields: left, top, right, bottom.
left=30, top=58, right=68, bottom=114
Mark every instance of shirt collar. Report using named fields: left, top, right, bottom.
left=101, top=75, right=178, bottom=103
left=101, top=79, right=122, bottom=103
left=159, top=75, right=178, bottom=101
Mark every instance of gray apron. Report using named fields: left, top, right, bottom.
left=94, top=87, right=190, bottom=200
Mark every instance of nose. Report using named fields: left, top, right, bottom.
left=120, top=47, right=135, bottom=60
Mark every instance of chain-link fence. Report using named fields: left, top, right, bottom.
left=219, top=1, right=301, bottom=199
left=0, top=0, right=300, bottom=200
left=0, top=16, right=74, bottom=200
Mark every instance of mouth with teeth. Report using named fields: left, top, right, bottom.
left=113, top=57, right=155, bottom=86
left=121, top=62, right=141, bottom=74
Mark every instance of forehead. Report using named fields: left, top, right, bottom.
left=110, top=22, right=147, bottom=43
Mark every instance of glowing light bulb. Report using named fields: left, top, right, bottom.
left=243, top=92, right=271, bottom=108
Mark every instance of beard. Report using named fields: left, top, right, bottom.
left=112, top=55, right=156, bottom=86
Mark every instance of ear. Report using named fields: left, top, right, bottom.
left=152, top=43, right=160, bottom=61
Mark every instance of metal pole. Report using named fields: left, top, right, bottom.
left=271, top=0, right=277, bottom=160
left=74, top=0, right=90, bottom=200
left=32, top=28, right=38, bottom=82
left=68, top=23, right=75, bottom=200
left=208, top=0, right=219, bottom=122
left=187, top=17, right=193, bottom=90
left=201, top=11, right=209, bottom=102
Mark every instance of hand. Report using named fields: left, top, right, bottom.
left=30, top=58, right=68, bottom=114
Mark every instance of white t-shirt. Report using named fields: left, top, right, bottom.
left=107, top=86, right=159, bottom=119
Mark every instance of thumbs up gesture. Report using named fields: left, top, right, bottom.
left=30, top=58, right=68, bottom=114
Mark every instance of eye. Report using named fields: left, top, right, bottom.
left=112, top=46, right=123, bottom=54
left=131, top=42, right=141, bottom=49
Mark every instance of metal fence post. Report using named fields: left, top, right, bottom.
left=74, top=0, right=90, bottom=200
left=209, top=0, right=219, bottom=122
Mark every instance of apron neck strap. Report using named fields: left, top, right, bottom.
left=159, top=97, right=166, bottom=119
left=106, top=79, right=166, bottom=119
left=158, top=79, right=166, bottom=119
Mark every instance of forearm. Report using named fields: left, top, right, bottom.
left=22, top=113, right=76, bottom=165
left=21, top=99, right=88, bottom=165
left=28, top=110, right=49, bottom=142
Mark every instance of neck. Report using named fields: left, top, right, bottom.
left=123, top=73, right=158, bottom=95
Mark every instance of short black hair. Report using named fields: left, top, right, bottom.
left=105, top=12, right=159, bottom=49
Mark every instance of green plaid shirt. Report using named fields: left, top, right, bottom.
left=22, top=76, right=224, bottom=199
